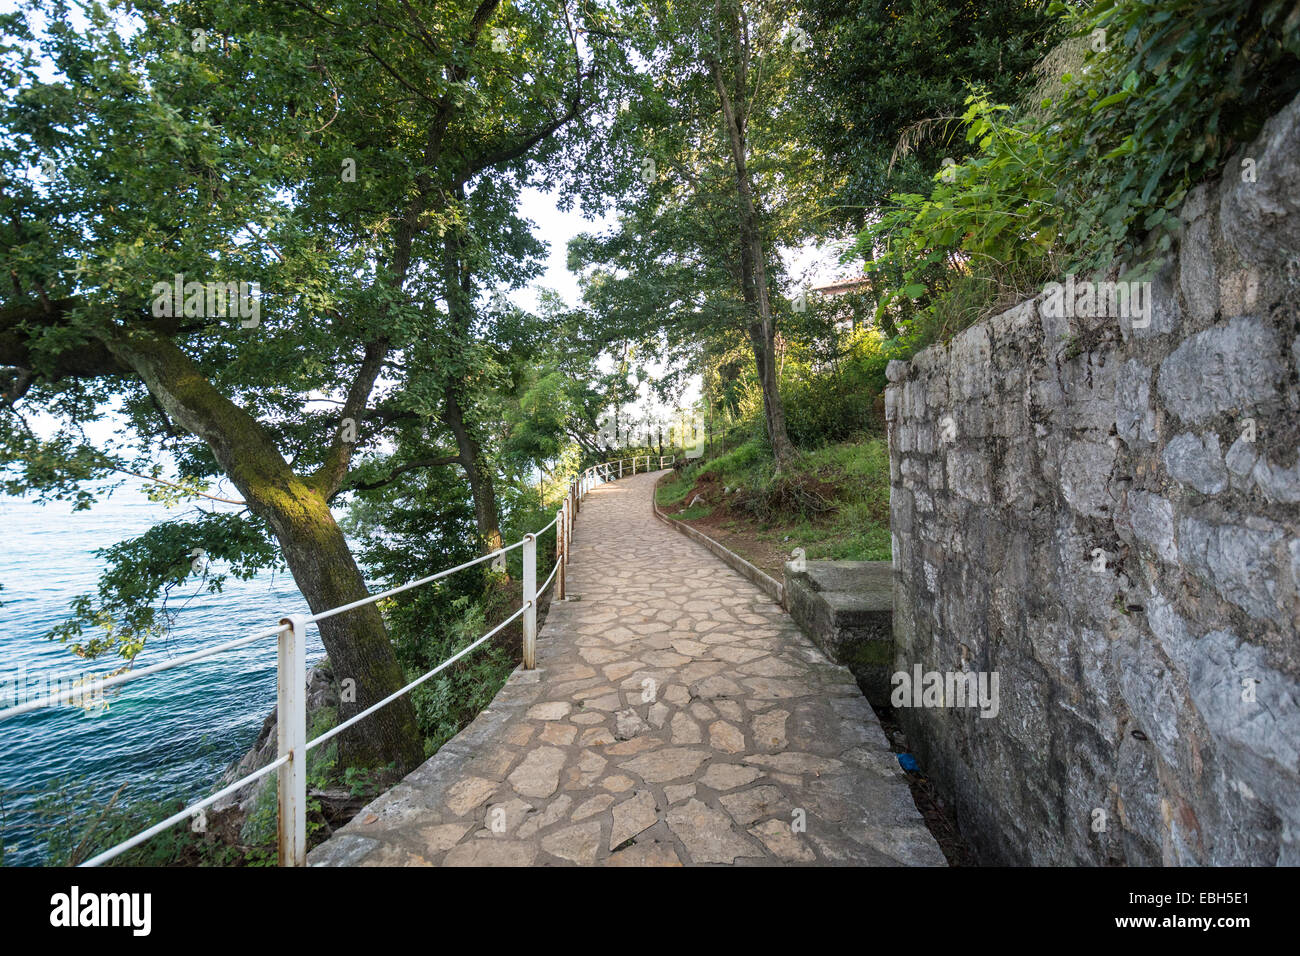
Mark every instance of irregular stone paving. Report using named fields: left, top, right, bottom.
left=310, top=472, right=946, bottom=867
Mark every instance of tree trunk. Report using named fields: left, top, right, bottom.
left=746, top=317, right=795, bottom=465
left=443, top=386, right=503, bottom=552
left=439, top=205, right=504, bottom=553
left=104, top=331, right=423, bottom=771
left=707, top=45, right=796, bottom=470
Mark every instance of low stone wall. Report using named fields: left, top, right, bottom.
left=886, top=92, right=1300, bottom=865
left=785, top=561, right=893, bottom=706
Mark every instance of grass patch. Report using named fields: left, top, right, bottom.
left=675, top=503, right=713, bottom=520
left=695, top=440, right=766, bottom=482
left=655, top=471, right=697, bottom=507
left=756, top=513, right=892, bottom=562
left=661, top=436, right=893, bottom=568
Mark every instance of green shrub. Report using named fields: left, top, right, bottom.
left=781, top=373, right=873, bottom=447
left=1053, top=0, right=1300, bottom=274
left=400, top=594, right=517, bottom=756
left=13, top=776, right=242, bottom=867
left=853, top=0, right=1300, bottom=348
left=853, top=92, right=1062, bottom=341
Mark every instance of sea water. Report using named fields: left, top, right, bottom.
left=0, top=483, right=323, bottom=866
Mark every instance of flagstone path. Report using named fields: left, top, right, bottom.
left=309, top=471, right=945, bottom=866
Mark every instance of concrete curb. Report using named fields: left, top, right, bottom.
left=650, top=473, right=787, bottom=609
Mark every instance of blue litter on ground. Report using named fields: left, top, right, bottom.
left=897, top=753, right=920, bottom=773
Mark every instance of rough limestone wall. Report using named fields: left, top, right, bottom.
left=885, top=92, right=1300, bottom=866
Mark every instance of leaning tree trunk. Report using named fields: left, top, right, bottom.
left=105, top=331, right=423, bottom=772
left=263, top=490, right=424, bottom=770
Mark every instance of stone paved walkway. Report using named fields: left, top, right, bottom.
left=310, top=472, right=945, bottom=866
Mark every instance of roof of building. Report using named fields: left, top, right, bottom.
left=810, top=276, right=873, bottom=296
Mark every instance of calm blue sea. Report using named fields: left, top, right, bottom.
left=0, top=483, right=325, bottom=866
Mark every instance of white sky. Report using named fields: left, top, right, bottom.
left=512, top=186, right=602, bottom=314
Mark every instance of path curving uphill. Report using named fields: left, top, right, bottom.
left=310, top=471, right=945, bottom=866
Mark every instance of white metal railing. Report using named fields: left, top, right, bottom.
left=0, top=452, right=674, bottom=867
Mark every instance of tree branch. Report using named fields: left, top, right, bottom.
left=109, top=466, right=247, bottom=505
left=341, top=453, right=464, bottom=495
left=308, top=337, right=391, bottom=497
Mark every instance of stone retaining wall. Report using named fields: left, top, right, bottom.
left=885, top=92, right=1300, bottom=865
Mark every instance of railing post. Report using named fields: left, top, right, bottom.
left=556, top=507, right=566, bottom=599
left=522, top=533, right=537, bottom=669
left=277, top=614, right=309, bottom=867
left=659, top=455, right=663, bottom=469
left=618, top=459, right=623, bottom=479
